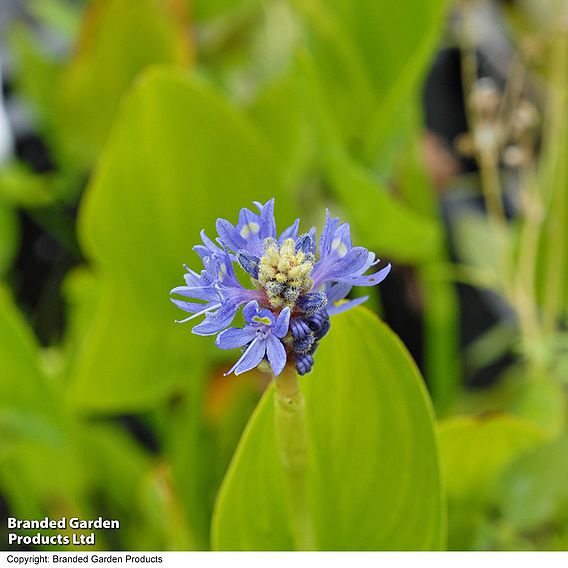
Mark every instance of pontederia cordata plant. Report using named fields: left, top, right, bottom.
left=169, top=198, right=391, bottom=377
left=170, top=199, right=391, bottom=549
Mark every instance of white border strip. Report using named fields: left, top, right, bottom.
left=2, top=552, right=568, bottom=568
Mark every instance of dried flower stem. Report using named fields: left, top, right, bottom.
left=478, top=149, right=506, bottom=225
left=459, top=1, right=509, bottom=276
left=274, top=367, right=316, bottom=550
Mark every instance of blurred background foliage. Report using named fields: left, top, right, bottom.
left=1, top=0, right=568, bottom=551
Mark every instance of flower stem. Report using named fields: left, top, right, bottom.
left=274, top=367, right=316, bottom=551
left=542, top=24, right=568, bottom=334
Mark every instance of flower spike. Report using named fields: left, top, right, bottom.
left=170, top=199, right=390, bottom=376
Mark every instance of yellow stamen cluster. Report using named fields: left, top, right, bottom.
left=258, top=238, right=314, bottom=308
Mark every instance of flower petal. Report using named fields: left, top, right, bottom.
left=242, top=300, right=260, bottom=322
left=256, top=198, right=276, bottom=240
left=216, top=218, right=246, bottom=253
left=327, top=295, right=368, bottom=315
left=226, top=337, right=267, bottom=376
left=170, top=298, right=217, bottom=314
left=319, top=209, right=340, bottom=256
left=330, top=222, right=352, bottom=258
left=279, top=218, right=300, bottom=243
left=266, top=334, right=287, bottom=376
left=237, top=207, right=264, bottom=252
left=170, top=285, right=220, bottom=302
left=203, top=252, right=241, bottom=288
left=192, top=299, right=241, bottom=336
left=312, top=246, right=369, bottom=287
left=325, top=281, right=352, bottom=304
left=183, top=267, right=204, bottom=287
left=273, top=307, right=291, bottom=338
left=193, top=229, right=223, bottom=259
left=225, top=200, right=277, bottom=257
left=255, top=308, right=276, bottom=324
left=216, top=326, right=257, bottom=349
left=341, top=263, right=392, bottom=287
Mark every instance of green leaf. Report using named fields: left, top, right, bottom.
left=419, top=263, right=461, bottom=415
left=249, top=67, right=316, bottom=190
left=54, top=0, right=192, bottom=168
left=290, top=56, right=443, bottom=264
left=438, top=414, right=545, bottom=550
left=456, top=366, right=567, bottom=439
left=324, top=0, right=448, bottom=99
left=26, top=0, right=82, bottom=39
left=290, top=0, right=378, bottom=142
left=212, top=307, right=444, bottom=550
left=70, top=67, right=295, bottom=547
left=0, top=285, right=61, bottom=448
left=192, top=0, right=261, bottom=22
left=7, top=24, right=61, bottom=136
left=137, top=463, right=198, bottom=550
left=0, top=161, right=62, bottom=207
left=0, top=200, right=18, bottom=276
left=325, top=152, right=443, bottom=263
left=360, top=0, right=450, bottom=159
left=290, top=0, right=449, bottom=155
left=439, top=414, right=545, bottom=501
left=81, top=423, right=151, bottom=511
left=495, top=432, right=568, bottom=532
left=0, top=286, right=92, bottom=522
left=510, top=375, right=567, bottom=438
left=71, top=67, right=293, bottom=411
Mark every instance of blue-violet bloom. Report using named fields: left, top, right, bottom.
left=216, top=301, right=290, bottom=376
left=170, top=199, right=391, bottom=377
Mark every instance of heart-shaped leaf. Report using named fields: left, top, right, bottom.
left=212, top=307, right=444, bottom=550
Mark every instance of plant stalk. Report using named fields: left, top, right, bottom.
left=542, top=25, right=568, bottom=334
left=515, top=162, right=542, bottom=350
left=274, top=367, right=316, bottom=551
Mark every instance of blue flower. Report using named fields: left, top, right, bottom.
left=170, top=199, right=390, bottom=377
left=216, top=301, right=290, bottom=376
left=170, top=250, right=262, bottom=335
